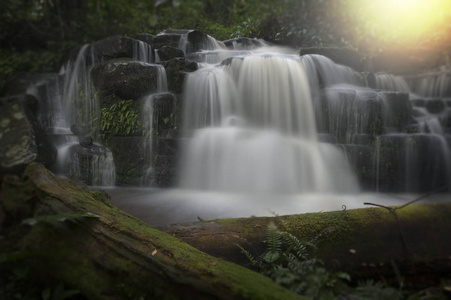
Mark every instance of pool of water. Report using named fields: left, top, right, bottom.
left=100, top=187, right=450, bottom=226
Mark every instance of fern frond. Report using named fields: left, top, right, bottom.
left=235, top=243, right=256, bottom=265
left=282, top=232, right=308, bottom=260
left=266, top=222, right=282, bottom=254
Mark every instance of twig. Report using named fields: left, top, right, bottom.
left=363, top=185, right=448, bottom=258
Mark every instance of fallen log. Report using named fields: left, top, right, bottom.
left=157, top=199, right=451, bottom=285
left=0, top=163, right=303, bottom=299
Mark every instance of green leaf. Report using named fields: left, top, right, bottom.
left=264, top=251, right=280, bottom=263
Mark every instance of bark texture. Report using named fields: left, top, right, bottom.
left=0, top=163, right=303, bottom=300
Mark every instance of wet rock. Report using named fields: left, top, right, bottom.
left=139, top=93, right=179, bottom=138
left=223, top=37, right=265, bottom=49
left=156, top=46, right=184, bottom=62
left=64, top=143, right=115, bottom=186
left=151, top=138, right=180, bottom=187
left=162, top=58, right=198, bottom=93
left=134, top=33, right=155, bottom=45
left=91, top=59, right=163, bottom=100
left=380, top=92, right=413, bottom=130
left=108, top=136, right=150, bottom=185
left=91, top=36, right=136, bottom=61
left=321, top=87, right=383, bottom=143
left=79, top=136, right=93, bottom=147
left=411, top=98, right=426, bottom=107
left=70, top=124, right=93, bottom=147
left=152, top=33, right=182, bottom=50
left=70, top=124, right=90, bottom=136
left=0, top=95, right=57, bottom=176
left=375, top=134, right=450, bottom=193
left=153, top=30, right=214, bottom=53
left=425, top=99, right=446, bottom=114
left=109, top=136, right=180, bottom=187
left=342, top=144, right=376, bottom=190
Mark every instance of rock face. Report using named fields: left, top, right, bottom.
left=91, top=59, right=164, bottom=100
left=162, top=58, right=198, bottom=93
left=155, top=46, right=184, bottom=62
left=375, top=134, right=450, bottom=192
left=0, top=95, right=57, bottom=177
left=91, top=35, right=137, bottom=61
left=152, top=30, right=214, bottom=54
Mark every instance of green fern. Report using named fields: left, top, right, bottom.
left=264, top=222, right=282, bottom=263
left=235, top=243, right=256, bottom=265
left=281, top=232, right=308, bottom=260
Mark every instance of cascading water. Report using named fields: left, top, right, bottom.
left=84, top=31, right=450, bottom=225
left=33, top=38, right=160, bottom=186
left=179, top=51, right=359, bottom=195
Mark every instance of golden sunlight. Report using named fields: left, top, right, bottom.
left=353, top=0, right=451, bottom=46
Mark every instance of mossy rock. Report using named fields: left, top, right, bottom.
left=162, top=58, right=198, bottom=93
left=0, top=95, right=56, bottom=177
left=91, top=59, right=164, bottom=100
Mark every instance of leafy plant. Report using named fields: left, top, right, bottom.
left=100, top=99, right=141, bottom=143
left=237, top=222, right=350, bottom=299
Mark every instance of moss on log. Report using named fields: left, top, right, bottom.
left=0, top=163, right=303, bottom=300
left=158, top=201, right=451, bottom=279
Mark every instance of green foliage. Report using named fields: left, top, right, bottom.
left=100, top=99, right=141, bottom=143
left=237, top=223, right=449, bottom=299
left=237, top=222, right=349, bottom=299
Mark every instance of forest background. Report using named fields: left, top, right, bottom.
left=1, top=0, right=451, bottom=93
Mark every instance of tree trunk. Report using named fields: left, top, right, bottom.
left=0, top=163, right=303, bottom=300
left=157, top=200, right=451, bottom=281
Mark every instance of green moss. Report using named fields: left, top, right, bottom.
left=3, top=163, right=305, bottom=299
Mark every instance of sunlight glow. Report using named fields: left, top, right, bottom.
left=353, top=0, right=451, bottom=46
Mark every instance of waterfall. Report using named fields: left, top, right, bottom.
left=179, top=51, right=359, bottom=194
left=406, top=70, right=451, bottom=97
left=59, top=44, right=98, bottom=130
left=373, top=72, right=411, bottom=93
left=133, top=40, right=153, bottom=63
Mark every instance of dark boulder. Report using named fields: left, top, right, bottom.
left=91, top=36, right=136, bottom=61
left=0, top=95, right=57, bottom=176
left=91, top=59, right=165, bottom=100
left=425, top=99, right=446, bottom=114
left=70, top=124, right=90, bottom=136
left=134, top=33, right=155, bottom=45
left=108, top=136, right=150, bottom=185
left=156, top=46, right=184, bottom=62
left=152, top=32, right=182, bottom=50
left=153, top=30, right=215, bottom=53
left=161, top=58, right=198, bottom=93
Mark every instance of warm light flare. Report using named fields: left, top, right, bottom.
left=352, top=0, right=451, bottom=46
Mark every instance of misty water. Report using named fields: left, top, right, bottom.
left=33, top=31, right=450, bottom=225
